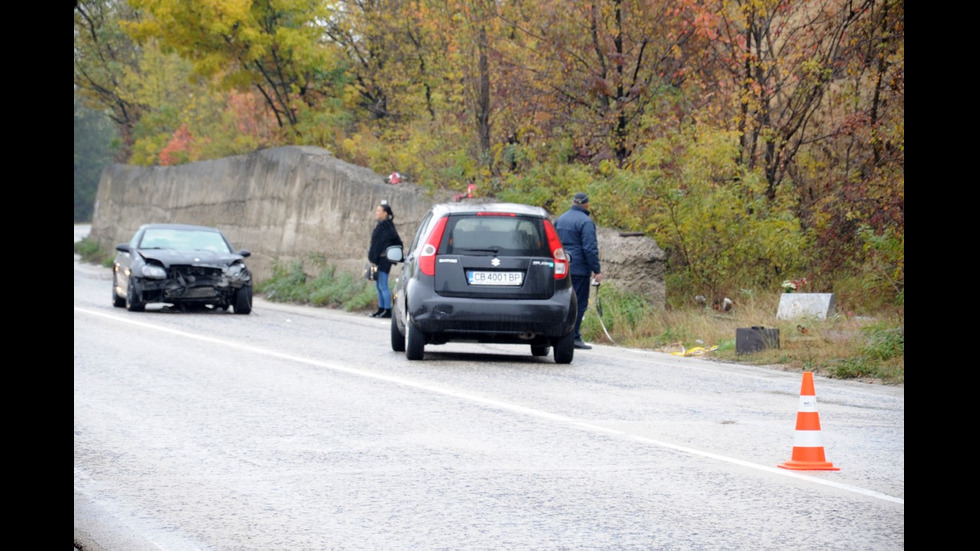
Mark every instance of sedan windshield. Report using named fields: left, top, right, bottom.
left=139, top=229, right=232, bottom=253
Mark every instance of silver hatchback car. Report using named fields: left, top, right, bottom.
left=390, top=202, right=578, bottom=363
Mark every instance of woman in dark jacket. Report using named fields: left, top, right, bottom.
left=367, top=201, right=403, bottom=318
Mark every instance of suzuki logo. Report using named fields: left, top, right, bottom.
left=491, top=257, right=500, bottom=266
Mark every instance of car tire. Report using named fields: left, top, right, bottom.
left=531, top=345, right=550, bottom=357
left=112, top=273, right=126, bottom=308
left=234, top=285, right=253, bottom=315
left=391, top=313, right=406, bottom=352
left=126, top=278, right=145, bottom=312
left=405, top=314, right=425, bottom=360
left=553, top=332, right=575, bottom=364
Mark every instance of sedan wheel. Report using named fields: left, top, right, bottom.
left=234, top=285, right=253, bottom=314
left=405, top=314, right=425, bottom=360
left=126, top=278, right=145, bottom=312
left=112, top=273, right=126, bottom=308
left=531, top=345, right=550, bottom=357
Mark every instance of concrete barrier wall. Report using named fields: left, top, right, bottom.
left=90, top=146, right=666, bottom=308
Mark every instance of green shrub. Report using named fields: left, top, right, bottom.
left=74, top=237, right=114, bottom=266
left=579, top=282, right=660, bottom=345
left=862, top=323, right=905, bottom=361
left=257, top=259, right=312, bottom=303
left=257, top=257, right=378, bottom=311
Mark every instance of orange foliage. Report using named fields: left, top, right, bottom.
left=159, top=124, right=195, bottom=166
left=228, top=90, right=278, bottom=141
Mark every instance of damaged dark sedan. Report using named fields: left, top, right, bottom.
left=112, top=223, right=254, bottom=314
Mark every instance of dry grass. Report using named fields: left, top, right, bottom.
left=581, top=287, right=904, bottom=386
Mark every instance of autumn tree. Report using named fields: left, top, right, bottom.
left=488, top=0, right=701, bottom=167
left=322, top=0, right=415, bottom=123
left=321, top=1, right=508, bottom=184
left=127, top=0, right=344, bottom=137
left=694, top=0, right=878, bottom=198
left=664, top=0, right=904, bottom=301
left=803, top=0, right=904, bottom=300
left=74, top=0, right=146, bottom=160
left=414, top=0, right=515, bottom=173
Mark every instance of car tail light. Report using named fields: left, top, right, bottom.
left=419, top=216, right=449, bottom=276
left=543, top=219, right=569, bottom=279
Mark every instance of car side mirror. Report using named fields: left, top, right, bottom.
left=237, top=249, right=251, bottom=258
left=386, top=245, right=403, bottom=263
left=116, top=244, right=131, bottom=253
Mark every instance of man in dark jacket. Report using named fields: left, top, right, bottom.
left=555, top=192, right=602, bottom=349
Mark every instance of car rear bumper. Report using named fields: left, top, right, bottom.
left=407, top=285, right=576, bottom=340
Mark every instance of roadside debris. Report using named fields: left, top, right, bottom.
left=662, top=343, right=719, bottom=357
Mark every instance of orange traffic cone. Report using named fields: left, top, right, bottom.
left=778, top=371, right=839, bottom=471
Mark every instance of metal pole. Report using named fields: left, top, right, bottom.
left=591, top=280, right=615, bottom=344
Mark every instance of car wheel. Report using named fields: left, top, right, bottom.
left=531, top=345, right=550, bottom=357
left=553, top=332, right=575, bottom=364
left=112, top=273, right=126, bottom=308
left=126, top=278, right=145, bottom=312
left=405, top=314, right=425, bottom=360
left=234, top=285, right=253, bottom=315
left=391, top=313, right=406, bottom=352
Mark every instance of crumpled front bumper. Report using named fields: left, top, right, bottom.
left=139, top=265, right=251, bottom=304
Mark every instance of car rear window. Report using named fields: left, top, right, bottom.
left=444, top=215, right=549, bottom=256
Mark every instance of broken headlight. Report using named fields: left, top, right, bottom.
left=141, top=265, right=167, bottom=279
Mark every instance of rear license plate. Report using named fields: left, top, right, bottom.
left=468, top=271, right=524, bottom=286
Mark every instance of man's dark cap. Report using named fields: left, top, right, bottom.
left=573, top=192, right=589, bottom=204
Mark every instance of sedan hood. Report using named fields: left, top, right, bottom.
left=138, top=248, right=244, bottom=267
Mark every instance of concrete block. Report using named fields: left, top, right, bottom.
left=777, top=293, right=836, bottom=321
